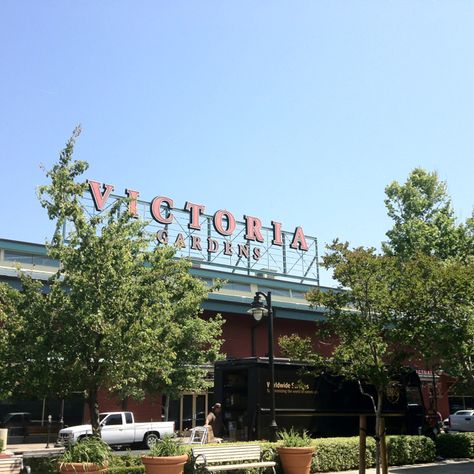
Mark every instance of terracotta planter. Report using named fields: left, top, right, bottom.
left=141, top=454, right=188, bottom=474
left=59, top=462, right=108, bottom=473
left=277, top=447, right=315, bottom=474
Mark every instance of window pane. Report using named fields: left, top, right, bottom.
left=3, top=251, right=33, bottom=265
left=105, top=414, right=122, bottom=425
left=258, top=286, right=290, bottom=298
left=223, top=282, right=251, bottom=292
left=32, top=256, right=60, bottom=268
left=125, top=412, right=133, bottom=424
left=291, top=291, right=307, bottom=300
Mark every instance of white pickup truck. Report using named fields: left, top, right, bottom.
left=57, top=411, right=175, bottom=448
left=447, top=409, right=474, bottom=432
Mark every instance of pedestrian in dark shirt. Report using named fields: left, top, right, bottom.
left=205, top=403, right=223, bottom=438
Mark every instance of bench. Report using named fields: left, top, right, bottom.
left=0, top=455, right=24, bottom=474
left=192, top=445, right=276, bottom=474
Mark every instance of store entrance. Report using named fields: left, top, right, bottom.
left=168, top=393, right=212, bottom=432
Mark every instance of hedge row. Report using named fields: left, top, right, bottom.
left=187, top=436, right=434, bottom=472
left=21, top=435, right=440, bottom=474
left=435, top=433, right=474, bottom=459
left=387, top=436, right=435, bottom=465
left=307, top=436, right=434, bottom=472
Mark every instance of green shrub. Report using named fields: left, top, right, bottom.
left=311, top=437, right=375, bottom=472
left=108, top=454, right=144, bottom=469
left=0, top=439, right=3, bottom=452
left=436, top=433, right=474, bottom=458
left=148, top=434, right=188, bottom=457
left=387, top=436, right=435, bottom=465
left=278, top=428, right=312, bottom=448
left=59, top=436, right=112, bottom=466
left=23, top=456, right=59, bottom=474
left=106, top=467, right=145, bottom=474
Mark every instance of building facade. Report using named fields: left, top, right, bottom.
left=1, top=235, right=469, bottom=438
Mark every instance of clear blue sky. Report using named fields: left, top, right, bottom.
left=1, top=1, right=473, bottom=286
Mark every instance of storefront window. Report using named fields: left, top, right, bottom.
left=449, top=396, right=474, bottom=413
left=3, top=250, right=59, bottom=268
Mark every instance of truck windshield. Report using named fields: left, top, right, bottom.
left=99, top=414, right=108, bottom=423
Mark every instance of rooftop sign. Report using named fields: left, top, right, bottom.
left=86, top=180, right=319, bottom=283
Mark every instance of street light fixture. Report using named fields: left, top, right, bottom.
left=247, top=291, right=278, bottom=441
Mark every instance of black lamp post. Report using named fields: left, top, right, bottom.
left=247, top=291, right=278, bottom=441
left=46, top=414, right=52, bottom=448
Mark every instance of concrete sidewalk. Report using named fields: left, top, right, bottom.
left=6, top=444, right=474, bottom=473
left=6, top=442, right=64, bottom=458
left=326, top=458, right=474, bottom=473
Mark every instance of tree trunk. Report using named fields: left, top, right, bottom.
left=121, top=396, right=129, bottom=411
left=380, top=417, right=388, bottom=474
left=87, top=387, right=101, bottom=436
left=163, top=394, right=170, bottom=422
left=375, top=389, right=384, bottom=474
left=359, top=415, right=367, bottom=474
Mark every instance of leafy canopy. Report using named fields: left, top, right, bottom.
left=6, top=127, right=224, bottom=431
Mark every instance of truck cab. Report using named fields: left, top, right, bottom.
left=99, top=412, right=136, bottom=445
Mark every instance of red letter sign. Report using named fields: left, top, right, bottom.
left=150, top=196, right=174, bottom=224
left=88, top=180, right=114, bottom=211
left=213, top=210, right=236, bottom=236
left=244, top=215, right=264, bottom=243
left=271, top=221, right=283, bottom=246
left=290, top=227, right=309, bottom=251
left=125, top=189, right=140, bottom=217
left=185, top=201, right=205, bottom=230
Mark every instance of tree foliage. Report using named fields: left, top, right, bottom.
left=0, top=282, right=21, bottom=399
left=5, top=128, right=224, bottom=432
left=304, top=241, right=409, bottom=473
left=383, top=168, right=473, bottom=259
left=384, top=167, right=474, bottom=388
left=392, top=254, right=474, bottom=386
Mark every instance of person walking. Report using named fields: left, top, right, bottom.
left=205, top=402, right=223, bottom=438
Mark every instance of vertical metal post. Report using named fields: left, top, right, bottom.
left=432, top=368, right=438, bottom=412
left=314, top=237, right=320, bottom=285
left=60, top=399, right=65, bottom=431
left=380, top=418, right=388, bottom=474
left=267, top=292, right=278, bottom=441
left=41, top=398, right=46, bottom=426
left=247, top=241, right=251, bottom=275
left=46, top=414, right=52, bottom=448
left=359, top=415, right=367, bottom=474
left=207, top=218, right=212, bottom=262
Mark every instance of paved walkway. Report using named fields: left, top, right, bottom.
left=6, top=443, right=64, bottom=457
left=6, top=444, right=474, bottom=472
left=326, top=459, right=474, bottom=473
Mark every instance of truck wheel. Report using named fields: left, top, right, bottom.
left=144, top=432, right=160, bottom=449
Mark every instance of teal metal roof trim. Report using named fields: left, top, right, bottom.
left=190, top=266, right=332, bottom=293
left=0, top=238, right=49, bottom=255
left=0, top=238, right=331, bottom=322
left=204, top=292, right=327, bottom=321
left=1, top=238, right=332, bottom=292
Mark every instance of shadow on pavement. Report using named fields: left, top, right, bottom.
left=390, top=460, right=474, bottom=473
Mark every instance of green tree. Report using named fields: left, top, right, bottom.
left=392, top=254, right=474, bottom=388
left=0, top=282, right=21, bottom=399
left=384, top=168, right=473, bottom=259
left=21, top=127, right=225, bottom=433
left=306, top=241, right=407, bottom=474
left=384, top=168, right=474, bottom=393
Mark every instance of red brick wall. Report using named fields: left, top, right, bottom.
left=83, top=389, right=163, bottom=424
left=79, top=309, right=452, bottom=423
left=203, top=310, right=333, bottom=359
